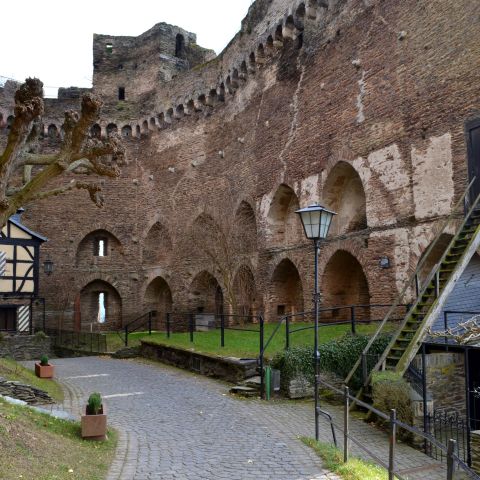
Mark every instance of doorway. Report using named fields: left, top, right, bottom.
left=0, top=307, right=16, bottom=331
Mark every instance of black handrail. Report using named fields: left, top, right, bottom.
left=123, top=310, right=156, bottom=346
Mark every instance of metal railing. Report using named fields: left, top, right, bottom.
left=319, top=377, right=479, bottom=479
left=45, top=328, right=107, bottom=354
left=345, top=178, right=480, bottom=386
left=123, top=310, right=157, bottom=346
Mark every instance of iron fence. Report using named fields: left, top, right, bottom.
left=45, top=328, right=107, bottom=354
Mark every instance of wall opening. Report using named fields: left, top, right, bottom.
left=91, top=124, right=101, bottom=138
left=323, top=161, right=367, bottom=236
left=143, top=222, right=173, bottom=265
left=175, top=33, right=186, bottom=59
left=106, top=123, right=118, bottom=137
left=121, top=125, right=132, bottom=137
left=80, top=280, right=121, bottom=331
left=118, top=87, right=125, bottom=100
left=144, top=276, right=173, bottom=328
left=322, top=250, right=370, bottom=320
left=76, top=229, right=121, bottom=266
left=97, top=292, right=106, bottom=323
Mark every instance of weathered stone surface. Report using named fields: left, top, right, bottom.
left=0, top=335, right=52, bottom=361
left=0, top=380, right=54, bottom=405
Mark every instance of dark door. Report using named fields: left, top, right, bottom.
left=468, top=348, right=480, bottom=430
left=0, top=307, right=16, bottom=331
left=466, top=119, right=480, bottom=206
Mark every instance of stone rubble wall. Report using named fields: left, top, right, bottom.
left=0, top=335, right=52, bottom=361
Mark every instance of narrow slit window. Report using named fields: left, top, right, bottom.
left=97, top=292, right=106, bottom=323
left=94, top=237, right=108, bottom=256
left=106, top=43, right=113, bottom=53
left=118, top=87, right=125, bottom=100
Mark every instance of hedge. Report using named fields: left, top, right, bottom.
left=271, top=333, right=391, bottom=390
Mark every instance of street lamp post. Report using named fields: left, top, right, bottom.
left=296, top=204, right=336, bottom=441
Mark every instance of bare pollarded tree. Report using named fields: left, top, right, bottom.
left=190, top=199, right=258, bottom=316
left=0, top=78, right=125, bottom=228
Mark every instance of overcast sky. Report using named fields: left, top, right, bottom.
left=0, top=0, right=253, bottom=97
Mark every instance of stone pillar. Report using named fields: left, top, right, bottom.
left=471, top=431, right=480, bottom=474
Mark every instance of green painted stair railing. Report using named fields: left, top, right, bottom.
left=345, top=178, right=480, bottom=403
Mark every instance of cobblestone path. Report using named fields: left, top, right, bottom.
left=48, top=357, right=446, bottom=480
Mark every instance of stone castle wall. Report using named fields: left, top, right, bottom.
left=1, top=0, right=480, bottom=330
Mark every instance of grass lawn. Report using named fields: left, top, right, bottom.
left=301, top=437, right=391, bottom=480
left=107, top=322, right=381, bottom=358
left=0, top=398, right=117, bottom=480
left=0, top=358, right=64, bottom=402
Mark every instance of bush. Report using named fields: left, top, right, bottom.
left=271, top=333, right=391, bottom=390
left=34, top=331, right=47, bottom=340
left=39, top=354, right=49, bottom=366
left=87, top=392, right=103, bottom=415
left=371, top=371, right=413, bottom=441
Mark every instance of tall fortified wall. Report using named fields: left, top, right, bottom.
left=1, top=0, right=480, bottom=332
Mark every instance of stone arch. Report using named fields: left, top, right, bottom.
left=321, top=250, right=370, bottom=321
left=149, top=117, right=156, bottom=128
left=142, top=120, right=149, bottom=132
left=91, top=123, right=101, bottom=138
left=198, top=94, right=206, bottom=107
left=323, top=161, right=367, bottom=236
left=176, top=104, right=185, bottom=118
left=249, top=52, right=256, bottom=71
left=121, top=125, right=132, bottom=137
left=234, top=200, right=257, bottom=253
left=275, top=24, right=284, bottom=43
left=232, top=68, right=240, bottom=87
left=136, top=125, right=141, bottom=136
left=283, top=15, right=296, bottom=40
left=79, top=279, right=122, bottom=331
left=268, top=258, right=304, bottom=319
left=186, top=99, right=195, bottom=113
left=106, top=123, right=117, bottom=137
left=295, top=2, right=306, bottom=25
left=189, top=270, right=224, bottom=316
left=166, top=108, right=174, bottom=122
left=232, top=265, right=257, bottom=317
left=48, top=124, right=58, bottom=138
left=76, top=229, right=122, bottom=267
left=143, top=222, right=173, bottom=266
left=267, top=184, right=303, bottom=246
left=144, top=276, right=173, bottom=327
left=240, top=60, right=248, bottom=77
left=218, top=84, right=225, bottom=102
left=207, top=89, right=217, bottom=107
left=257, top=44, right=266, bottom=64
left=266, top=35, right=274, bottom=53
left=6, top=115, right=14, bottom=130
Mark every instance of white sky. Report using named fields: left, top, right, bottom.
left=0, top=0, right=253, bottom=97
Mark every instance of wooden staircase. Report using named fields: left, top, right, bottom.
left=345, top=179, right=480, bottom=402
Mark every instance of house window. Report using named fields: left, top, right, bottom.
left=106, top=43, right=113, bottom=53
left=97, top=292, right=106, bottom=323
left=94, top=237, right=108, bottom=256
left=118, top=87, right=125, bottom=101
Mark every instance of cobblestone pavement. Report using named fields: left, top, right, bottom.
left=40, top=357, right=446, bottom=480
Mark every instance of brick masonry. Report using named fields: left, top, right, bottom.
left=0, top=335, right=52, bottom=361
left=0, top=0, right=479, bottom=332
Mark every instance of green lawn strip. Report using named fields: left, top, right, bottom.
left=301, top=437, right=390, bottom=480
left=114, top=322, right=380, bottom=359
left=0, top=357, right=64, bottom=402
left=0, top=398, right=117, bottom=480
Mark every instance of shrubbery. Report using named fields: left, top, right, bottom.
left=371, top=371, right=413, bottom=441
left=271, top=333, right=391, bottom=390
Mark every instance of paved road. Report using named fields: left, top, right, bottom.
left=53, top=357, right=338, bottom=480
left=42, top=357, right=446, bottom=480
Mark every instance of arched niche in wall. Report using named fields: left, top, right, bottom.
left=175, top=33, right=186, bottom=59
left=143, top=222, right=173, bottom=266
left=48, top=124, right=58, bottom=139
left=106, top=123, right=118, bottom=137
left=267, top=184, right=303, bottom=247
left=121, top=125, right=132, bottom=137
left=189, top=270, right=223, bottom=316
left=234, top=201, right=257, bottom=253
left=323, top=161, right=367, bottom=236
left=232, top=265, right=257, bottom=318
left=76, top=229, right=122, bottom=267
left=268, top=258, right=304, bottom=319
left=91, top=124, right=101, bottom=138
left=144, top=276, right=173, bottom=327
left=79, top=279, right=122, bottom=331
left=321, top=250, right=370, bottom=321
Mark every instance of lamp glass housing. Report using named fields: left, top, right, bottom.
left=296, top=204, right=336, bottom=240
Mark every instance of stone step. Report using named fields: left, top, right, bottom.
left=229, top=385, right=258, bottom=397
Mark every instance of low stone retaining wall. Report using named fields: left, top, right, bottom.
left=140, top=341, right=257, bottom=383
left=0, top=335, right=52, bottom=361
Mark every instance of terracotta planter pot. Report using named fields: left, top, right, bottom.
left=35, top=362, right=54, bottom=379
left=81, top=405, right=107, bottom=441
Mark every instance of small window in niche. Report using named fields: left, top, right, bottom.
left=118, top=64, right=123, bottom=70
left=118, top=87, right=125, bottom=101
left=97, top=292, right=106, bottom=323
left=106, top=43, right=113, bottom=53
left=94, top=237, right=108, bottom=256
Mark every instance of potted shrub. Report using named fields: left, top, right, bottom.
left=35, top=354, right=54, bottom=378
left=81, top=392, right=107, bottom=440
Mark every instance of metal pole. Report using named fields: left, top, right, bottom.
left=42, top=298, right=46, bottom=332
left=362, top=353, right=368, bottom=387
left=388, top=409, right=397, bottom=480
left=444, top=312, right=448, bottom=344
left=124, top=325, right=128, bottom=347
left=447, top=439, right=456, bottom=480
left=465, top=347, right=472, bottom=466
left=148, top=312, right=152, bottom=335
left=285, top=315, right=290, bottom=350
left=166, top=312, right=171, bottom=338
left=259, top=315, right=264, bottom=399
left=344, top=386, right=349, bottom=463
left=422, top=343, right=428, bottom=454
left=314, top=238, right=320, bottom=441
left=189, top=313, right=194, bottom=342
left=350, top=306, right=356, bottom=335
left=220, top=313, right=225, bottom=347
